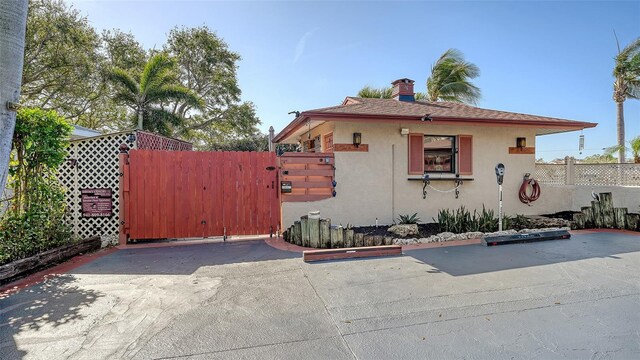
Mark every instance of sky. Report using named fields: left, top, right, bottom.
left=68, top=0, right=640, bottom=161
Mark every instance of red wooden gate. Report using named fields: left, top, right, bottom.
left=119, top=150, right=280, bottom=243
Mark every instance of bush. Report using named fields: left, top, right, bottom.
left=397, top=213, right=420, bottom=224
left=0, top=108, right=74, bottom=265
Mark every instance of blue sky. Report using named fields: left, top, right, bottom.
left=69, top=0, right=639, bottom=161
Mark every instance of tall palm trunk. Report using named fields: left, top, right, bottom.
left=616, top=101, right=626, bottom=163
left=0, top=1, right=29, bottom=194
left=137, top=108, right=143, bottom=130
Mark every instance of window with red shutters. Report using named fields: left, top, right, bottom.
left=408, top=134, right=473, bottom=175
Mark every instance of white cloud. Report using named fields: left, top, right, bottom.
left=293, top=29, right=316, bottom=64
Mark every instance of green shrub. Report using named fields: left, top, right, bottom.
left=397, top=213, right=420, bottom=224
left=436, top=205, right=499, bottom=233
left=0, top=108, right=74, bottom=265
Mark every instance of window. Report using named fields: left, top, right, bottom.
left=408, top=134, right=473, bottom=175
left=424, top=136, right=455, bottom=173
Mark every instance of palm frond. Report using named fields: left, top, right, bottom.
left=108, top=68, right=139, bottom=95
left=426, top=48, right=481, bottom=104
left=140, top=53, right=176, bottom=92
left=357, top=86, right=393, bottom=99
left=146, top=85, right=204, bottom=109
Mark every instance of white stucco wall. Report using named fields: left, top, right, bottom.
left=282, top=121, right=545, bottom=227
left=537, top=185, right=640, bottom=214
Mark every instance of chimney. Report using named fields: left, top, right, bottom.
left=391, top=78, right=415, bottom=102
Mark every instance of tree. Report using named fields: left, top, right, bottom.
left=580, top=153, right=617, bottom=164
left=0, top=0, right=29, bottom=196
left=605, top=135, right=640, bottom=163
left=164, top=26, right=261, bottom=147
left=108, top=53, right=204, bottom=136
left=612, top=36, right=640, bottom=163
left=21, top=0, right=103, bottom=121
left=356, top=49, right=479, bottom=104
left=357, top=86, right=392, bottom=99
left=427, top=48, right=481, bottom=104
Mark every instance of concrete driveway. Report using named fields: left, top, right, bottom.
left=1, top=231, right=639, bottom=359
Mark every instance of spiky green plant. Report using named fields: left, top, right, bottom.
left=398, top=213, right=420, bottom=225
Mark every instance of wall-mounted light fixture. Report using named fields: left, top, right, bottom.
left=353, top=132, right=362, bottom=148
left=400, top=128, right=410, bottom=136
left=516, top=137, right=526, bottom=148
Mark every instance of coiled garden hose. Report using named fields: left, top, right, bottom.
left=519, top=174, right=541, bottom=204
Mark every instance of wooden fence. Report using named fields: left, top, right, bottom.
left=120, top=150, right=280, bottom=243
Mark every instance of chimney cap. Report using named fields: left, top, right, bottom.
left=391, top=78, right=415, bottom=85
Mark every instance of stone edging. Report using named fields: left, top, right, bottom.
left=393, top=227, right=571, bottom=245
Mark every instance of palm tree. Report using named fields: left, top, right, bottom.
left=357, top=86, right=393, bottom=99
left=0, top=1, right=29, bottom=194
left=108, top=53, right=203, bottom=136
left=426, top=48, right=481, bottom=104
left=606, top=135, right=640, bottom=163
left=612, top=36, right=640, bottom=163
left=357, top=86, right=427, bottom=100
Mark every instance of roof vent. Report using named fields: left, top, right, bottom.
left=391, top=78, right=415, bottom=102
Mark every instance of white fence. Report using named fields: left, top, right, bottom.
left=535, top=160, right=640, bottom=187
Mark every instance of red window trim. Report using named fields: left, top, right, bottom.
left=408, top=133, right=424, bottom=175
left=458, top=134, right=473, bottom=175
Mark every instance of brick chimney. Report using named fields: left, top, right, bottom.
left=391, top=78, right=415, bottom=102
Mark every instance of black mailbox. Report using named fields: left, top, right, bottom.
left=281, top=181, right=292, bottom=193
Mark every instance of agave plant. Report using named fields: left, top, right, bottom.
left=398, top=213, right=420, bottom=225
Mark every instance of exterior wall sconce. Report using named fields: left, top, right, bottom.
left=516, top=137, right=526, bottom=148
left=400, top=128, right=410, bottom=136
left=353, top=132, right=362, bottom=148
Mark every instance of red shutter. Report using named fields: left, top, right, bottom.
left=458, top=135, right=473, bottom=175
left=408, top=133, right=424, bottom=175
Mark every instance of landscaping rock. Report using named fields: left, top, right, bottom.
left=388, top=224, right=419, bottom=237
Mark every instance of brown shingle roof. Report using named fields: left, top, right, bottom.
left=274, top=97, right=597, bottom=142
left=310, top=97, right=592, bottom=125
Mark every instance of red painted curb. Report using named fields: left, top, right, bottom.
left=0, top=247, right=118, bottom=298
left=570, top=229, right=640, bottom=236
left=303, top=245, right=402, bottom=262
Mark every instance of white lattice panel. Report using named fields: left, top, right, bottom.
left=58, top=132, right=133, bottom=243
left=575, top=164, right=640, bottom=186
left=534, top=164, right=566, bottom=185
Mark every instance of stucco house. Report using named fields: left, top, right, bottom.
left=273, top=78, right=597, bottom=228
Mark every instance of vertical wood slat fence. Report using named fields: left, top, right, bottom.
left=119, top=149, right=280, bottom=243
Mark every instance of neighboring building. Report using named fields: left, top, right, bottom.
left=71, top=124, right=102, bottom=140
left=273, top=78, right=597, bottom=228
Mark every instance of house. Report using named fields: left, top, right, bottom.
left=273, top=78, right=597, bottom=228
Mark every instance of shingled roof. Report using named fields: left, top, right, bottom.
left=274, top=97, right=597, bottom=142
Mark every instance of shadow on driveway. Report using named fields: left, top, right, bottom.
left=71, top=239, right=300, bottom=276
left=405, top=232, right=640, bottom=276
left=0, top=275, right=103, bottom=359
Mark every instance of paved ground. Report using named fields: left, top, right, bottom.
left=1, top=232, right=639, bottom=359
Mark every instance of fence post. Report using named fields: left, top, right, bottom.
left=565, top=156, right=575, bottom=185
left=118, top=144, right=130, bottom=246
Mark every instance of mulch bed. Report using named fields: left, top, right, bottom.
left=351, top=223, right=441, bottom=239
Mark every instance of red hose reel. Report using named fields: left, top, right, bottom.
left=519, top=173, right=541, bottom=204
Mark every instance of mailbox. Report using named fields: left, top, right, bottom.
left=281, top=181, right=292, bottom=193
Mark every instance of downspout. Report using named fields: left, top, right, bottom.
left=392, top=144, right=395, bottom=223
